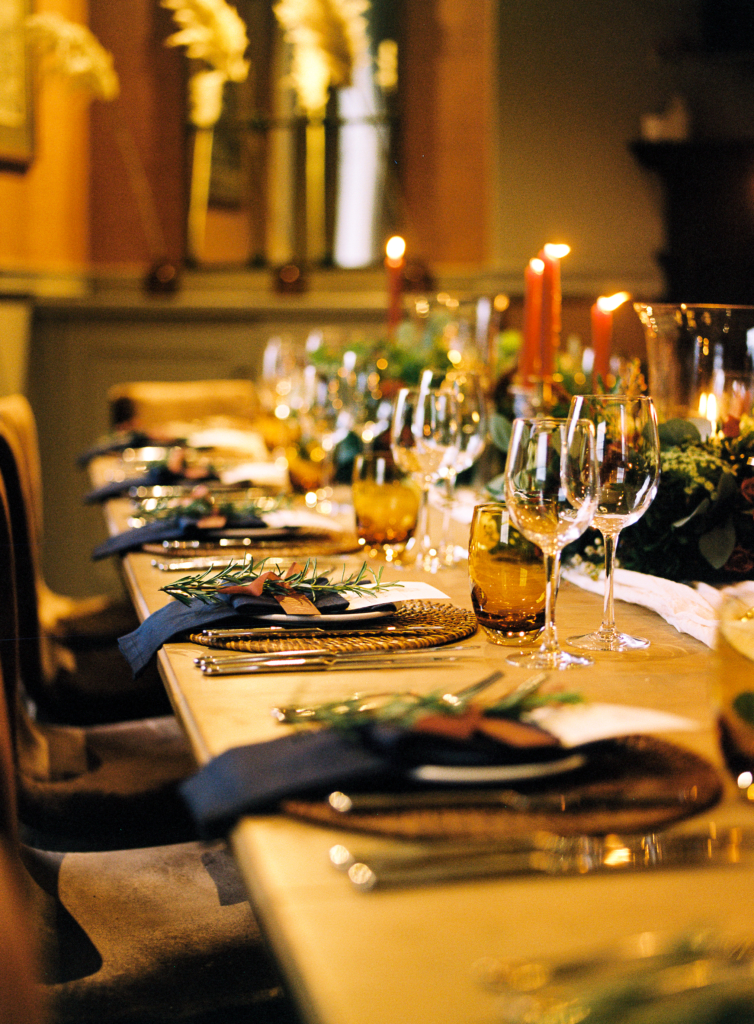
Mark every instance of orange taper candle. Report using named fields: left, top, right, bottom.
left=539, top=244, right=570, bottom=377
left=385, top=235, right=406, bottom=336
left=591, top=291, right=629, bottom=384
left=520, top=257, right=544, bottom=380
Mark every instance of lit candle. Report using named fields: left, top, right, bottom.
left=539, top=243, right=570, bottom=377
left=385, top=235, right=406, bottom=336
left=520, top=257, right=544, bottom=380
left=591, top=291, right=630, bottom=385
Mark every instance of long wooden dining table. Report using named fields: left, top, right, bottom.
left=110, top=495, right=754, bottom=1024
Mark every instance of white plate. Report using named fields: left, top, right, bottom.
left=409, top=752, right=587, bottom=784
left=259, top=609, right=395, bottom=625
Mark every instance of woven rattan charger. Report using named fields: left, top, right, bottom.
left=190, top=600, right=478, bottom=655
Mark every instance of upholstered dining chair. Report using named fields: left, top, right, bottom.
left=0, top=421, right=200, bottom=851
left=0, top=395, right=169, bottom=726
left=107, top=379, right=260, bottom=432
left=0, top=640, right=297, bottom=1024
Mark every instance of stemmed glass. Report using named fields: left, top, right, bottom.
left=566, top=395, right=661, bottom=651
left=437, top=369, right=489, bottom=566
left=307, top=370, right=364, bottom=489
left=504, top=417, right=599, bottom=669
left=390, top=385, right=459, bottom=572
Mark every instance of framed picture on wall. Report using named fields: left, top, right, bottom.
left=0, top=0, right=33, bottom=169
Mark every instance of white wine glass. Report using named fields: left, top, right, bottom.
left=504, top=416, right=599, bottom=670
left=566, top=395, right=661, bottom=651
left=306, top=369, right=364, bottom=490
left=437, top=369, right=489, bottom=566
left=390, top=385, right=459, bottom=572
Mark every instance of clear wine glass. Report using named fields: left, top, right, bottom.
left=390, top=385, right=459, bottom=572
left=566, top=395, right=661, bottom=651
left=306, top=368, right=364, bottom=489
left=504, top=416, right=599, bottom=670
left=437, top=369, right=489, bottom=566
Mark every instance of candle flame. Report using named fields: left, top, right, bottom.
left=707, top=392, right=718, bottom=430
left=596, top=291, right=630, bottom=313
left=529, top=257, right=545, bottom=274
left=543, top=243, right=570, bottom=259
left=385, top=235, right=406, bottom=260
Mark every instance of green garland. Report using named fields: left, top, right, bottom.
left=569, top=415, right=754, bottom=583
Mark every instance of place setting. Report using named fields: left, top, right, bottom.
left=90, top=483, right=356, bottom=561
left=175, top=665, right=723, bottom=846
left=116, top=552, right=473, bottom=676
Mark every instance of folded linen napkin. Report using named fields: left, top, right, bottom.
left=118, top=588, right=352, bottom=676
left=76, top=430, right=165, bottom=466
left=562, top=566, right=754, bottom=648
left=84, top=464, right=218, bottom=504
left=179, top=724, right=559, bottom=839
left=180, top=731, right=392, bottom=837
left=92, top=511, right=265, bottom=560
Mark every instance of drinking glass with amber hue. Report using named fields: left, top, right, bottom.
left=352, top=451, right=421, bottom=566
left=468, top=502, right=546, bottom=645
left=714, top=594, right=754, bottom=801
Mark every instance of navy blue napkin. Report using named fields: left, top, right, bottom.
left=92, top=512, right=265, bottom=560
left=84, top=465, right=219, bottom=504
left=178, top=721, right=561, bottom=838
left=76, top=431, right=157, bottom=467
left=180, top=730, right=393, bottom=838
left=118, top=588, right=351, bottom=676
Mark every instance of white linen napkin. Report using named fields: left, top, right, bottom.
left=527, top=701, right=698, bottom=747
left=345, top=582, right=450, bottom=610
left=562, top=565, right=754, bottom=648
left=221, top=460, right=290, bottom=489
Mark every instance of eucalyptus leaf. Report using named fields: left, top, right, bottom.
left=658, top=418, right=702, bottom=448
left=713, top=469, right=738, bottom=503
left=485, top=474, right=506, bottom=500
left=489, top=412, right=513, bottom=454
left=672, top=497, right=710, bottom=530
left=733, top=692, right=754, bottom=727
left=698, top=517, right=737, bottom=569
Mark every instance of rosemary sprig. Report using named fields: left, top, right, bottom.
left=160, top=557, right=401, bottom=607
left=277, top=678, right=582, bottom=733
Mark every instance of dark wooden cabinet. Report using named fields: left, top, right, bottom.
left=632, top=140, right=754, bottom=304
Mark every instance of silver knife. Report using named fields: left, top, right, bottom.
left=198, top=624, right=449, bottom=640
left=332, top=828, right=754, bottom=890
left=152, top=557, right=240, bottom=571
left=195, top=644, right=480, bottom=666
left=199, top=651, right=477, bottom=675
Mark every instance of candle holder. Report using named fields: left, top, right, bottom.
left=634, top=303, right=754, bottom=422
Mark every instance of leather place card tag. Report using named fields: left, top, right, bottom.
left=274, top=591, right=322, bottom=616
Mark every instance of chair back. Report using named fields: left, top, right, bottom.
left=0, top=467, right=20, bottom=843
left=0, top=420, right=45, bottom=705
left=0, top=396, right=44, bottom=551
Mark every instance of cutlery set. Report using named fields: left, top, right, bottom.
left=195, top=644, right=482, bottom=675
